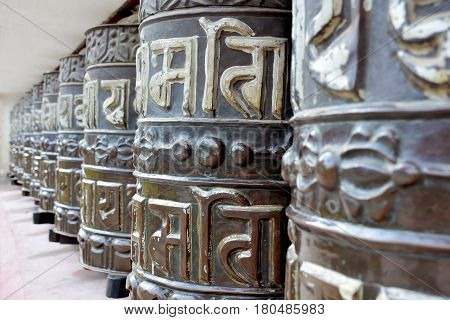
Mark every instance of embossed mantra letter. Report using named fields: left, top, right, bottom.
left=101, top=79, right=130, bottom=129
left=199, top=17, right=254, bottom=115
left=220, top=37, right=287, bottom=119
left=149, top=37, right=198, bottom=116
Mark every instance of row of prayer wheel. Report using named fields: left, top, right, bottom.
left=7, top=0, right=449, bottom=299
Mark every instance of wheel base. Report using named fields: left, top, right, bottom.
left=33, top=211, right=54, bottom=224
left=22, top=190, right=30, bottom=196
left=106, top=275, right=129, bottom=299
left=34, top=199, right=40, bottom=205
left=48, top=229, right=60, bottom=242
left=11, top=179, right=20, bottom=186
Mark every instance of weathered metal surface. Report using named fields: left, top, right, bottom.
left=15, top=97, right=27, bottom=185
left=21, top=91, right=34, bottom=195
left=53, top=55, right=86, bottom=238
left=38, top=71, right=60, bottom=213
left=9, top=103, right=20, bottom=184
left=31, top=83, right=44, bottom=200
left=127, top=1, right=292, bottom=299
left=78, top=22, right=139, bottom=274
left=282, top=0, right=450, bottom=299
left=8, top=108, right=14, bottom=179
left=21, top=91, right=34, bottom=194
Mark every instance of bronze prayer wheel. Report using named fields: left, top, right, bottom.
left=14, top=100, right=24, bottom=186
left=31, top=82, right=44, bottom=201
left=37, top=71, right=60, bottom=218
left=127, top=1, right=292, bottom=299
left=53, top=55, right=85, bottom=239
left=78, top=21, right=139, bottom=275
left=21, top=91, right=34, bottom=196
left=16, top=97, right=27, bottom=186
left=9, top=103, right=20, bottom=185
left=282, top=0, right=450, bottom=299
left=14, top=100, right=22, bottom=185
left=8, top=108, right=14, bottom=180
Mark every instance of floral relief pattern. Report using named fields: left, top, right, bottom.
left=84, top=135, right=134, bottom=168
left=134, top=127, right=158, bottom=171
left=57, top=135, right=81, bottom=158
left=85, top=26, right=139, bottom=66
left=133, top=126, right=291, bottom=178
left=40, top=136, right=57, bottom=153
left=283, top=126, right=421, bottom=224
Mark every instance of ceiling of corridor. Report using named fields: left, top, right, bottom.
left=0, top=0, right=125, bottom=110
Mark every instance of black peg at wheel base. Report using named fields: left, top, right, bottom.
left=106, top=275, right=129, bottom=298
left=33, top=211, right=54, bottom=224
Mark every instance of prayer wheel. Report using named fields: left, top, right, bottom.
left=21, top=91, right=34, bottom=196
left=15, top=101, right=24, bottom=186
left=282, top=0, right=450, bottom=299
left=127, top=0, right=292, bottom=299
left=30, top=83, right=44, bottom=202
left=34, top=71, right=59, bottom=224
left=78, top=20, right=139, bottom=278
left=8, top=108, right=14, bottom=179
left=53, top=54, right=85, bottom=241
left=15, top=97, right=26, bottom=186
left=9, top=103, right=20, bottom=185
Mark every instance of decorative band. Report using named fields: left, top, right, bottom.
left=287, top=206, right=450, bottom=255
left=140, top=7, right=290, bottom=29
left=133, top=266, right=284, bottom=296
left=54, top=202, right=81, bottom=210
left=79, top=225, right=131, bottom=240
left=134, top=171, right=289, bottom=188
left=84, top=129, right=136, bottom=135
left=85, top=63, right=136, bottom=71
left=82, top=164, right=134, bottom=174
left=138, top=117, right=289, bottom=126
left=291, top=100, right=450, bottom=124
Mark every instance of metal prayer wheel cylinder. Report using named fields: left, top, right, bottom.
left=282, top=0, right=450, bottom=299
left=128, top=1, right=292, bottom=299
left=9, top=104, right=20, bottom=183
left=78, top=22, right=139, bottom=274
left=8, top=108, right=14, bottom=178
left=21, top=91, right=34, bottom=196
left=31, top=83, right=43, bottom=200
left=14, top=102, right=23, bottom=185
left=15, top=98, right=26, bottom=185
left=38, top=71, right=60, bottom=213
left=54, top=55, right=85, bottom=237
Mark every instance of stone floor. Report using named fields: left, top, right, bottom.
left=0, top=179, right=110, bottom=299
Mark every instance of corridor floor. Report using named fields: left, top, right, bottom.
left=0, top=179, right=110, bottom=299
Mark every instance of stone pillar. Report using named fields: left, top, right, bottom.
left=31, top=83, right=43, bottom=202
left=53, top=55, right=85, bottom=241
left=282, top=0, right=450, bottom=299
left=78, top=21, right=139, bottom=277
left=127, top=1, right=292, bottom=299
left=35, top=71, right=59, bottom=223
